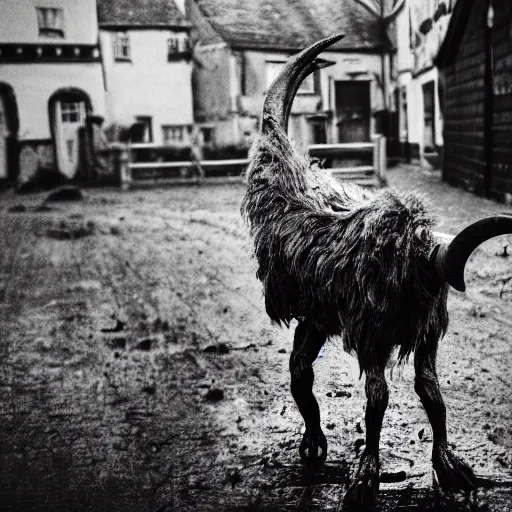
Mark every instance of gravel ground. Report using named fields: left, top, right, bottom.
left=0, top=164, right=511, bottom=511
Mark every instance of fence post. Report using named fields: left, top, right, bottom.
left=375, top=136, right=387, bottom=187
left=119, top=143, right=131, bottom=191
left=372, top=137, right=379, bottom=181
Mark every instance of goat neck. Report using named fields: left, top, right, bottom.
left=262, top=34, right=344, bottom=135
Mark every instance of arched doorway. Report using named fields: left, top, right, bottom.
left=49, top=88, right=92, bottom=179
left=0, top=83, right=20, bottom=181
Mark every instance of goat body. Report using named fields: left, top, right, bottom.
left=242, top=122, right=448, bottom=373
left=241, top=34, right=512, bottom=510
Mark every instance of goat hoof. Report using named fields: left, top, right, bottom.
left=343, top=452, right=379, bottom=511
left=433, top=444, right=477, bottom=491
left=299, top=428, right=327, bottom=467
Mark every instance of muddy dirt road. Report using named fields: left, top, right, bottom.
left=0, top=166, right=511, bottom=511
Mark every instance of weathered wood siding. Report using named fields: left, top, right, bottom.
left=490, top=0, right=512, bottom=198
left=442, top=0, right=487, bottom=194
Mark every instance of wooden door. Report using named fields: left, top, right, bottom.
left=422, top=81, right=436, bottom=152
left=335, top=81, right=371, bottom=142
left=54, top=100, right=86, bottom=179
left=0, top=95, right=7, bottom=179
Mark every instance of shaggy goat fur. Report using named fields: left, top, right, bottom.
left=241, top=119, right=449, bottom=373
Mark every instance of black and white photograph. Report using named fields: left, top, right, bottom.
left=0, top=0, right=511, bottom=510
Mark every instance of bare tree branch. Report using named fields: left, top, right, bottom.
left=352, top=0, right=380, bottom=18
left=384, top=0, right=406, bottom=23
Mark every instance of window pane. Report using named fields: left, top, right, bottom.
left=36, top=7, right=64, bottom=37
left=162, top=125, right=185, bottom=144
left=37, top=8, right=45, bottom=27
left=266, top=62, right=285, bottom=88
left=114, top=32, right=130, bottom=59
left=66, top=139, right=73, bottom=161
left=298, top=74, right=315, bottom=93
left=168, top=37, right=180, bottom=56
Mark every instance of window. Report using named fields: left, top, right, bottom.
left=298, top=73, right=315, bottom=94
left=266, top=60, right=315, bottom=94
left=36, top=7, right=64, bottom=38
left=266, top=61, right=285, bottom=89
left=113, top=32, right=131, bottom=61
left=162, top=125, right=191, bottom=145
left=168, top=36, right=191, bottom=60
left=61, top=102, right=82, bottom=123
left=135, top=116, right=152, bottom=142
left=162, top=125, right=184, bottom=145
left=201, top=127, right=214, bottom=146
left=168, top=37, right=180, bottom=56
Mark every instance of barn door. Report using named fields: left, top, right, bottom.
left=54, top=99, right=86, bottom=179
left=335, top=81, right=371, bottom=142
left=0, top=95, right=8, bottom=179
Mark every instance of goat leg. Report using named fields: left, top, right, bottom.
left=289, top=321, right=327, bottom=467
left=344, top=366, right=388, bottom=510
left=414, top=343, right=477, bottom=490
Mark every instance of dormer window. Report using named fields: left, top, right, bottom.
left=113, top=32, right=131, bottom=61
left=36, top=7, right=64, bottom=38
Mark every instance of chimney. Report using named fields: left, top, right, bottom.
left=174, top=0, right=187, bottom=16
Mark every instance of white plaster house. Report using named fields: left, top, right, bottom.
left=187, top=0, right=389, bottom=149
left=97, top=0, right=194, bottom=146
left=395, top=0, right=457, bottom=164
left=0, top=0, right=106, bottom=183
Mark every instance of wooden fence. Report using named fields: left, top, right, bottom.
left=116, top=136, right=387, bottom=190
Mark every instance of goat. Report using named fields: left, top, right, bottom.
left=241, top=34, right=512, bottom=509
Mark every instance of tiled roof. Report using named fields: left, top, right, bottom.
left=192, top=0, right=384, bottom=50
left=97, top=0, right=191, bottom=28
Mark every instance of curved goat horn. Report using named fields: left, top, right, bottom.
left=432, top=214, right=512, bottom=292
left=262, top=34, right=344, bottom=134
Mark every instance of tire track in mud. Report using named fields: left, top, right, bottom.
left=119, top=206, right=512, bottom=510
left=95, top=211, right=303, bottom=510
left=80, top=220, right=267, bottom=509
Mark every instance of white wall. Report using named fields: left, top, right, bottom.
left=0, top=63, right=105, bottom=140
left=236, top=49, right=383, bottom=145
left=409, top=67, right=443, bottom=147
left=0, top=0, right=98, bottom=44
left=395, top=0, right=452, bottom=159
left=100, top=29, right=193, bottom=144
left=395, top=3, right=414, bottom=74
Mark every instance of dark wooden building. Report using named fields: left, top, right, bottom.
left=435, top=0, right=512, bottom=201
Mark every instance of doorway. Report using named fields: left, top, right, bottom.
left=0, top=83, right=19, bottom=181
left=135, top=116, right=153, bottom=143
left=49, top=89, right=91, bottom=179
left=334, top=81, right=371, bottom=142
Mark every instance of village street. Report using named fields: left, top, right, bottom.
left=0, top=165, right=511, bottom=511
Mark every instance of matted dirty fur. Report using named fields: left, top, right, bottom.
left=241, top=119, right=449, bottom=372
